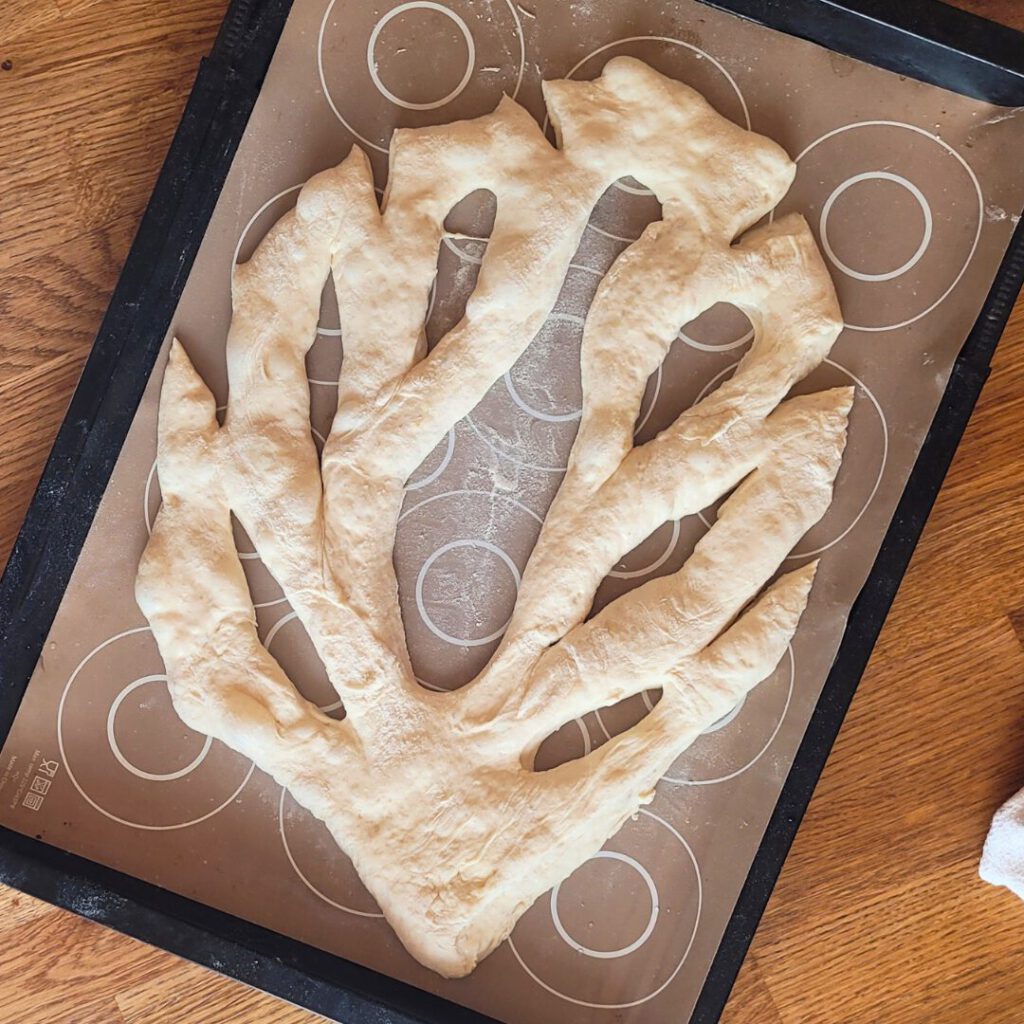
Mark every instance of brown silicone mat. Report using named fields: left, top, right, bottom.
left=2, top=1, right=1024, bottom=1021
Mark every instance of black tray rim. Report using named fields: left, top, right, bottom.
left=1, top=2, right=1023, bottom=1023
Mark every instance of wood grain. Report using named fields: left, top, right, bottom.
left=0, top=1, right=1022, bottom=1022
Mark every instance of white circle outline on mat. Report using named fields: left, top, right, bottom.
left=367, top=3, right=475, bottom=112
left=313, top=325, right=343, bottom=340
left=701, top=694, right=746, bottom=735
left=233, top=184, right=302, bottom=268
left=143, top=457, right=158, bottom=537
left=566, top=260, right=605, bottom=280
left=789, top=120, right=984, bottom=333
left=585, top=221, right=639, bottom=244
left=468, top=359, right=661, bottom=472
left=405, top=426, right=457, bottom=491
left=441, top=233, right=488, bottom=266
left=532, top=717, right=595, bottom=760
left=265, top=611, right=344, bottom=715
left=679, top=315, right=755, bottom=354
left=278, top=788, right=385, bottom=919
left=398, top=488, right=544, bottom=526
left=307, top=329, right=343, bottom=385
left=550, top=851, right=659, bottom=959
left=504, top=313, right=586, bottom=423
left=415, top=539, right=522, bottom=647
left=106, top=675, right=212, bottom=782
left=319, top=0, right=526, bottom=154
left=613, top=176, right=658, bottom=198
left=693, top=357, right=888, bottom=559
left=663, top=646, right=795, bottom=787
left=57, top=627, right=255, bottom=830
left=575, top=717, right=593, bottom=757
left=634, top=362, right=663, bottom=437
left=608, top=518, right=680, bottom=580
left=507, top=809, right=702, bottom=1009
left=507, top=261, right=664, bottom=433
left=819, top=171, right=933, bottom=283
left=465, top=410, right=569, bottom=475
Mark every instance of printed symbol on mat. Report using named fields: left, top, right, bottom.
left=29, top=777, right=51, bottom=796
left=37, top=759, right=59, bottom=778
left=21, top=792, right=43, bottom=812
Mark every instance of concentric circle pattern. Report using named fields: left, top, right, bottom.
left=57, top=628, right=254, bottom=830
left=465, top=265, right=598, bottom=474
left=591, top=647, right=793, bottom=787
left=533, top=717, right=594, bottom=772
left=774, top=120, right=983, bottom=332
left=663, top=647, right=796, bottom=786
left=319, top=0, right=525, bottom=154
left=508, top=809, right=702, bottom=1009
left=396, top=489, right=544, bottom=689
left=550, top=851, right=659, bottom=959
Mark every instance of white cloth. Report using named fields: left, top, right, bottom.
left=981, top=786, right=1024, bottom=900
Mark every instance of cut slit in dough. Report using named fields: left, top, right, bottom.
left=136, top=57, right=848, bottom=978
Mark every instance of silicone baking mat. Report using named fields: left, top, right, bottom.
left=2, top=1, right=1024, bottom=1021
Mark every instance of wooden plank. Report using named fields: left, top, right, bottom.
left=0, top=0, right=223, bottom=274
left=0, top=887, right=148, bottom=1024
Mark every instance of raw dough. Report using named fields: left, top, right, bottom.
left=137, top=57, right=847, bottom=978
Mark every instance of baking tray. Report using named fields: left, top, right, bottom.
left=1, top=1, right=1023, bottom=1022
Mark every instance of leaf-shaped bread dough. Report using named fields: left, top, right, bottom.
left=137, top=57, right=847, bottom=978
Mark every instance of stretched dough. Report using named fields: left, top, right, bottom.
left=137, top=58, right=847, bottom=978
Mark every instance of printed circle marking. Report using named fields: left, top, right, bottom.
left=278, top=788, right=384, bottom=918
left=788, top=121, right=984, bottom=332
left=820, top=171, right=933, bottom=283
left=504, top=313, right=586, bottom=424
left=57, top=627, right=255, bottom=830
left=415, top=539, right=522, bottom=646
left=609, top=518, right=680, bottom=580
left=664, top=646, right=795, bottom=786
left=106, top=675, right=212, bottom=782
left=508, top=809, right=702, bottom=1009
left=366, top=3, right=475, bottom=112
left=405, top=427, right=457, bottom=492
left=318, top=0, right=526, bottom=154
left=550, top=851, right=659, bottom=959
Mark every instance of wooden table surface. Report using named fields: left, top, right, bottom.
left=2, top=1, right=1024, bottom=1021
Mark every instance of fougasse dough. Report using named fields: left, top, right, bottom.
left=136, top=58, right=848, bottom=978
